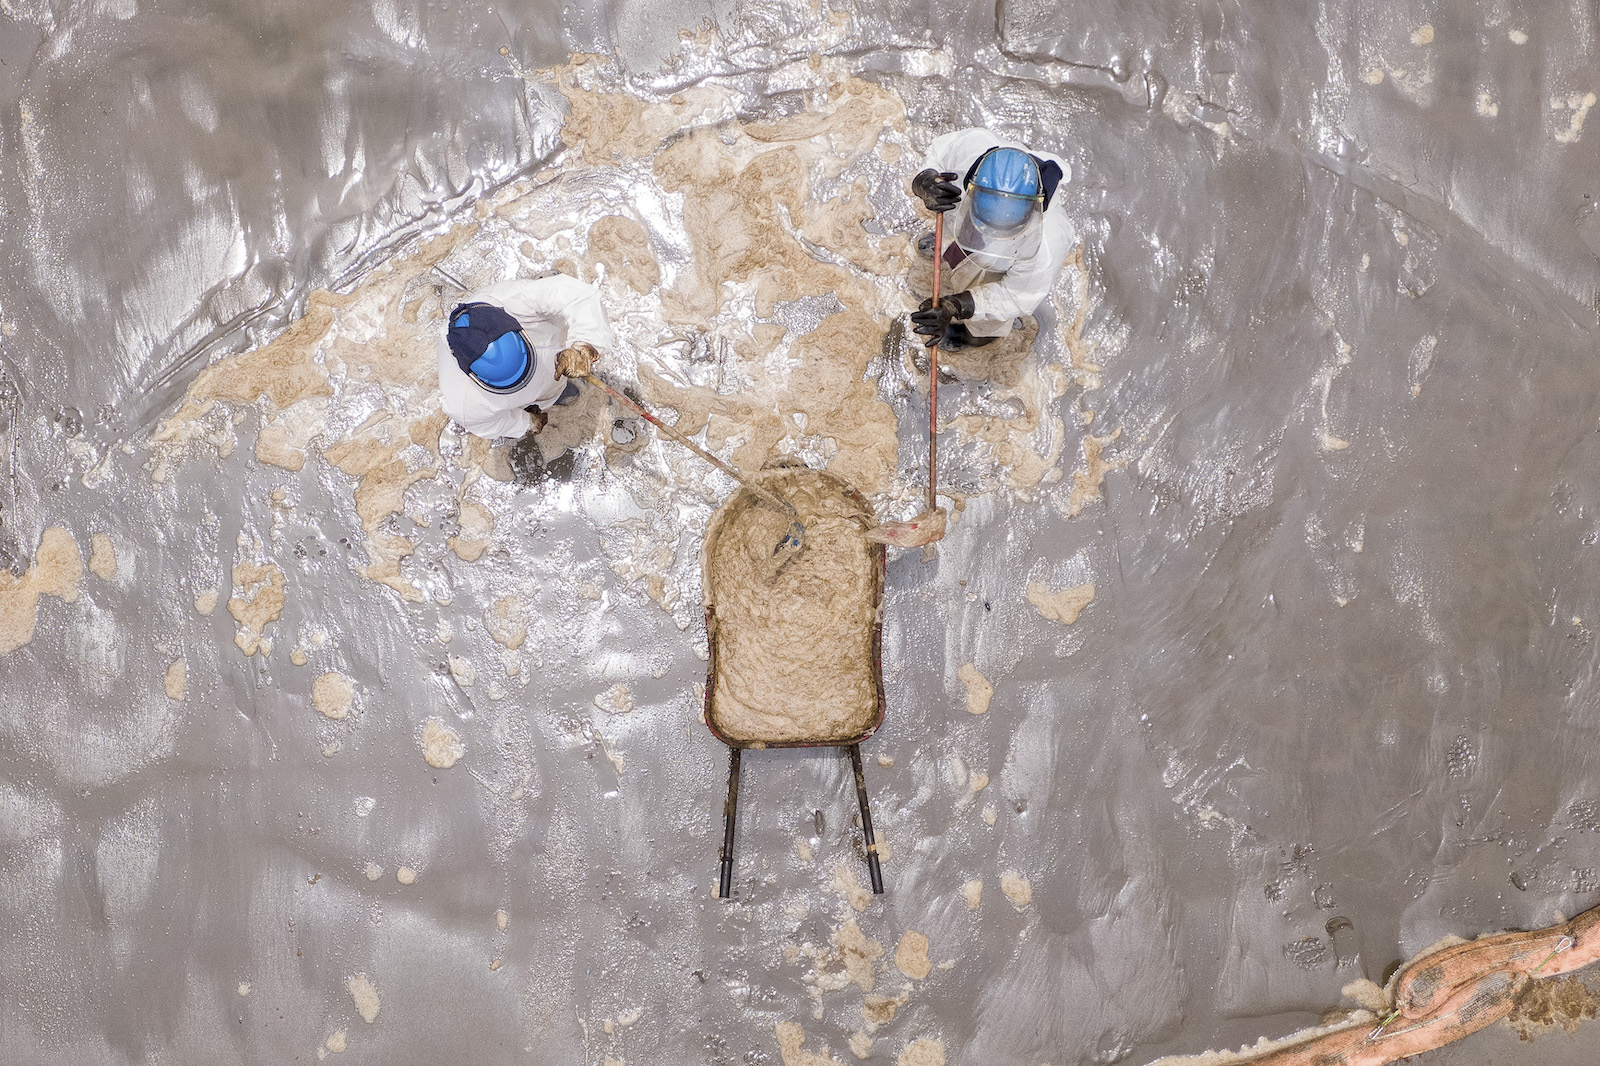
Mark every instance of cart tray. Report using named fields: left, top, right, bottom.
left=701, top=465, right=886, bottom=748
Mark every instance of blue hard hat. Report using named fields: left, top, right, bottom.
left=448, top=303, right=532, bottom=390
left=471, top=330, right=531, bottom=388
left=970, top=148, right=1042, bottom=233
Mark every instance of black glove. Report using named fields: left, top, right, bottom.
left=909, top=290, right=975, bottom=345
left=911, top=169, right=961, bottom=213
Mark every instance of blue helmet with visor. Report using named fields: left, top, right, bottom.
left=969, top=148, right=1043, bottom=236
left=447, top=303, right=533, bottom=392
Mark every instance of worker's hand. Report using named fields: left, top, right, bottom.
left=909, top=290, right=975, bottom=346
left=911, top=170, right=961, bottom=213
left=554, top=342, right=598, bottom=380
left=522, top=404, right=548, bottom=434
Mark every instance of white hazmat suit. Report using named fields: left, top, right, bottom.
left=435, top=274, right=615, bottom=439
left=924, top=128, right=1077, bottom=338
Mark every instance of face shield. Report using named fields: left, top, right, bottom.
left=971, top=184, right=1042, bottom=235
left=949, top=147, right=1045, bottom=270
left=951, top=196, right=1043, bottom=270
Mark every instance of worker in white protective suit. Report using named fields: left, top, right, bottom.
left=907, top=129, right=1076, bottom=352
left=436, top=274, right=616, bottom=439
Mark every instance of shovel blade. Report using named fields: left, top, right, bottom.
left=772, top=521, right=806, bottom=556
left=864, top=507, right=947, bottom=547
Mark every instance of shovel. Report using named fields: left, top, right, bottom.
left=865, top=209, right=948, bottom=548
left=582, top=374, right=805, bottom=557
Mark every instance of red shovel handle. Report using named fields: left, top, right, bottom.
left=927, top=211, right=942, bottom=514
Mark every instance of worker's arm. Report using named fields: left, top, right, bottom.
left=922, top=128, right=998, bottom=180
left=442, top=393, right=532, bottom=440
left=467, top=406, right=534, bottom=440
left=436, top=336, right=535, bottom=439
left=964, top=202, right=1078, bottom=328
left=911, top=131, right=988, bottom=211
left=479, top=275, right=617, bottom=355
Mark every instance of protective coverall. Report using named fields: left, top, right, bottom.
left=435, top=274, right=615, bottom=439
left=923, top=128, right=1077, bottom=338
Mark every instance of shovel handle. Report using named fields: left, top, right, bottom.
left=927, top=212, right=942, bottom=514
left=582, top=374, right=796, bottom=519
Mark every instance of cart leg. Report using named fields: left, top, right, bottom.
left=847, top=745, right=886, bottom=895
left=718, top=747, right=742, bottom=899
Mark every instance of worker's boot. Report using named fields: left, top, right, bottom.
left=940, top=323, right=995, bottom=352
left=508, top=431, right=546, bottom=486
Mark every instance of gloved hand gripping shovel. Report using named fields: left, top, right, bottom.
left=865, top=209, right=948, bottom=548
left=582, top=374, right=805, bottom=557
